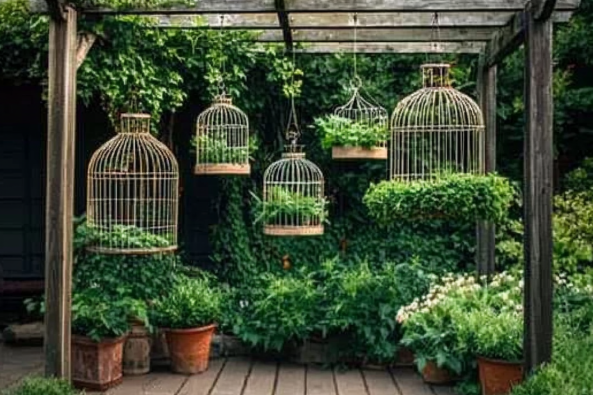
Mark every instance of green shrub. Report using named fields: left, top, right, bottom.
left=315, top=115, right=388, bottom=149
left=191, top=134, right=254, bottom=164
left=364, top=173, right=516, bottom=225
left=151, top=276, right=222, bottom=329
left=0, top=376, right=81, bottom=395
left=554, top=190, right=593, bottom=273
left=251, top=186, right=329, bottom=226
left=71, top=289, right=132, bottom=341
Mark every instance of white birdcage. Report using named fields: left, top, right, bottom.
left=194, top=93, right=250, bottom=175
left=390, top=63, right=485, bottom=181
left=86, top=113, right=179, bottom=254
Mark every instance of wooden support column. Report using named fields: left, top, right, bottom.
left=523, top=5, right=554, bottom=374
left=477, top=62, right=498, bottom=277
left=44, top=5, right=77, bottom=379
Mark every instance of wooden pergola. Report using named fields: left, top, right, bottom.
left=32, top=0, right=580, bottom=382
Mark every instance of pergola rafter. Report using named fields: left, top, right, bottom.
left=24, top=0, right=579, bottom=384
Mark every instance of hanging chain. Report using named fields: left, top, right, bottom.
left=217, top=14, right=226, bottom=96
left=431, top=12, right=442, bottom=55
left=353, top=12, right=358, bottom=83
left=286, top=36, right=301, bottom=147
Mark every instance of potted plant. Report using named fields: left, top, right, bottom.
left=191, top=134, right=255, bottom=175
left=71, top=290, right=131, bottom=391
left=151, top=276, right=222, bottom=374
left=122, top=299, right=153, bottom=376
left=315, top=115, right=389, bottom=160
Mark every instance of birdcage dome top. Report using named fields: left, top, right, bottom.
left=264, top=150, right=324, bottom=182
left=196, top=94, right=249, bottom=125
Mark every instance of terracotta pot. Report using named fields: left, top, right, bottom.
left=421, top=360, right=454, bottom=385
left=165, top=324, right=216, bottom=374
left=396, top=346, right=415, bottom=367
left=123, top=323, right=151, bottom=375
left=478, top=356, right=523, bottom=395
left=71, top=335, right=126, bottom=391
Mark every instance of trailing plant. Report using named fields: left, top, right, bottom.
left=71, top=289, right=132, bottom=341
left=364, top=173, right=516, bottom=225
left=0, top=376, right=81, bottom=395
left=251, top=186, right=330, bottom=226
left=314, top=115, right=388, bottom=149
left=151, top=276, right=222, bottom=329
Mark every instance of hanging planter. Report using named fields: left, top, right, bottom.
left=390, top=63, right=485, bottom=181
left=193, top=94, right=251, bottom=176
left=86, top=113, right=179, bottom=255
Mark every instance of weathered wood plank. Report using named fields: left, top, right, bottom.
left=106, top=372, right=187, bottom=395
left=242, top=361, right=277, bottom=395
left=362, top=369, right=399, bottom=395
left=210, top=357, right=252, bottom=395
left=295, top=42, right=485, bottom=53
left=44, top=5, right=77, bottom=380
left=275, top=0, right=293, bottom=51
left=177, top=358, right=225, bottom=395
left=391, top=369, right=432, bottom=395
left=523, top=8, right=554, bottom=374
left=431, top=386, right=457, bottom=395
left=306, top=365, right=337, bottom=395
left=334, top=368, right=367, bottom=395
left=275, top=364, right=306, bottom=395
left=533, top=0, right=558, bottom=21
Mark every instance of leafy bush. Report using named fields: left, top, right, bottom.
left=0, top=376, right=81, bottom=395
left=86, top=224, right=173, bottom=249
left=71, top=289, right=132, bottom=341
left=252, top=187, right=329, bottom=226
left=151, top=276, right=222, bottom=329
left=364, top=173, right=516, bottom=225
left=191, top=134, right=254, bottom=164
left=315, top=115, right=388, bottom=149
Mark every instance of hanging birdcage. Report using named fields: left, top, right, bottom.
left=390, top=63, right=485, bottom=181
left=194, top=93, right=250, bottom=175
left=332, top=81, right=389, bottom=160
left=86, top=113, right=179, bottom=254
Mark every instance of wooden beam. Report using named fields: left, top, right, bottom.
left=534, top=0, right=558, bottom=21
left=523, top=7, right=554, bottom=374
left=476, top=61, right=497, bottom=277
left=275, top=0, right=293, bottom=51
left=27, top=0, right=581, bottom=15
left=44, top=5, right=77, bottom=380
left=76, top=32, right=96, bottom=69
left=293, top=42, right=485, bottom=53
left=260, top=27, right=498, bottom=42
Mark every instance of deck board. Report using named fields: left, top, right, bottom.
left=177, top=358, right=225, bottom=395
left=274, top=363, right=306, bottom=395
left=363, top=369, right=400, bottom=395
left=391, top=369, right=433, bottom=395
left=210, top=357, right=252, bottom=395
left=106, top=372, right=187, bottom=395
left=431, top=385, right=457, bottom=395
left=242, top=360, right=277, bottom=395
left=334, top=368, right=368, bottom=395
left=306, top=365, right=338, bottom=395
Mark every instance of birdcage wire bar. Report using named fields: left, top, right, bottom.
left=194, top=94, right=251, bottom=175
left=390, top=63, right=485, bottom=181
left=333, top=84, right=389, bottom=160
left=86, top=113, right=179, bottom=254
left=262, top=147, right=326, bottom=236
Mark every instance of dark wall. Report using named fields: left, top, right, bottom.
left=0, top=85, right=217, bottom=281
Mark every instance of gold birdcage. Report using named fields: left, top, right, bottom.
left=86, top=113, right=179, bottom=254
left=194, top=93, right=250, bottom=175
left=390, top=63, right=485, bottom=181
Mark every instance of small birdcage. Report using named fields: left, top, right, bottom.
left=86, top=113, right=179, bottom=254
left=194, top=93, right=250, bottom=175
left=390, top=63, right=485, bottom=181
left=332, top=79, right=389, bottom=160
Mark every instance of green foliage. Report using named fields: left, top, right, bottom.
left=191, top=134, right=254, bottom=164
left=0, top=376, right=81, bottom=395
left=71, top=288, right=132, bottom=341
left=87, top=224, right=173, bottom=249
left=151, top=276, right=222, bottom=329
left=314, top=115, right=388, bottom=149
left=364, top=173, right=516, bottom=225
left=252, top=186, right=330, bottom=225
left=73, top=0, right=193, bottom=10
left=554, top=190, right=593, bottom=273
left=564, top=157, right=593, bottom=193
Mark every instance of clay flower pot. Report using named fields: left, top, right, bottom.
left=421, top=360, right=454, bottom=385
left=165, top=324, right=216, bottom=374
left=71, top=335, right=126, bottom=391
left=478, top=356, right=523, bottom=395
left=396, top=346, right=415, bottom=367
left=123, top=323, right=152, bottom=375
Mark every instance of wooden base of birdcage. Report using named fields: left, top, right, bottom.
left=194, top=163, right=251, bottom=175
left=86, top=245, right=178, bottom=255
left=263, top=225, right=324, bottom=236
left=332, top=146, right=387, bottom=160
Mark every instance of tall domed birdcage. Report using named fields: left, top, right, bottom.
left=332, top=14, right=389, bottom=160
left=86, top=113, right=179, bottom=254
left=260, top=79, right=327, bottom=236
left=194, top=93, right=250, bottom=175
left=390, top=14, right=484, bottom=182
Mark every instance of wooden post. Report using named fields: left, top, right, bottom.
left=44, top=6, right=77, bottom=379
left=477, top=63, right=497, bottom=277
left=523, top=6, right=554, bottom=374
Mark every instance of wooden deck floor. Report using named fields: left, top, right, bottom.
left=0, top=344, right=456, bottom=395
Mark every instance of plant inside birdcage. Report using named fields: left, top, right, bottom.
left=315, top=115, right=389, bottom=150
left=85, top=224, right=174, bottom=251
left=363, top=173, right=517, bottom=225
left=190, top=133, right=256, bottom=165
left=251, top=187, right=329, bottom=227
